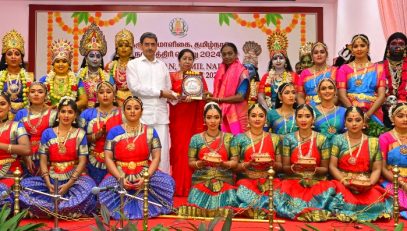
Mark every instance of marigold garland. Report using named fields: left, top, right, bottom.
left=46, top=70, right=78, bottom=105
left=300, top=14, right=306, bottom=45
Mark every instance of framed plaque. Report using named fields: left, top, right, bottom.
left=182, top=71, right=204, bottom=100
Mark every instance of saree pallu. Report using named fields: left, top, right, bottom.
left=276, top=132, right=335, bottom=221
left=213, top=60, right=248, bottom=135
left=330, top=135, right=392, bottom=222
left=297, top=67, right=337, bottom=106
left=169, top=71, right=207, bottom=196
left=312, top=106, right=346, bottom=143
left=187, top=133, right=238, bottom=210
left=267, top=109, right=298, bottom=135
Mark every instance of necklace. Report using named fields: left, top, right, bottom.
left=7, top=73, right=21, bottom=101
left=56, top=126, right=72, bottom=154
left=318, top=104, right=337, bottom=134
left=27, top=106, right=45, bottom=135
left=124, top=123, right=142, bottom=151
left=312, top=65, right=328, bottom=89
left=346, top=133, right=365, bottom=165
left=388, top=59, right=403, bottom=95
left=392, top=130, right=407, bottom=155
left=352, top=62, right=370, bottom=87
left=279, top=109, right=295, bottom=134
left=96, top=107, right=115, bottom=132
left=203, top=131, right=223, bottom=153
left=297, top=131, right=314, bottom=159
left=248, top=130, right=265, bottom=154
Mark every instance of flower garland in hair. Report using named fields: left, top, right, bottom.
left=0, top=68, right=29, bottom=107
left=46, top=70, right=78, bottom=104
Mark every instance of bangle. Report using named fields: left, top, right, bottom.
left=92, top=134, right=96, bottom=142
left=71, top=175, right=79, bottom=181
left=195, top=161, right=202, bottom=169
left=41, top=171, right=49, bottom=177
left=7, top=144, right=11, bottom=154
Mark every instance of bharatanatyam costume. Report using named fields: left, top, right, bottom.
left=312, top=105, right=346, bottom=143
left=98, top=124, right=174, bottom=219
left=232, top=132, right=280, bottom=214
left=20, top=127, right=96, bottom=217
left=329, top=134, right=392, bottom=222
left=80, top=105, right=123, bottom=184
left=78, top=23, right=112, bottom=108
left=15, top=105, right=57, bottom=175
left=0, top=121, right=28, bottom=207
left=267, top=109, right=298, bottom=135
left=274, top=132, right=336, bottom=221
left=186, top=132, right=238, bottom=210
left=0, top=30, right=33, bottom=115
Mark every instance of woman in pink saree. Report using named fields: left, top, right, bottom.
left=209, top=42, right=249, bottom=135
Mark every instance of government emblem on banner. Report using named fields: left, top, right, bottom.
left=169, top=18, right=188, bottom=38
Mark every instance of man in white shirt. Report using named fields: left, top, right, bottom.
left=126, top=32, right=176, bottom=174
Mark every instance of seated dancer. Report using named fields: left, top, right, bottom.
left=98, top=96, right=174, bottom=219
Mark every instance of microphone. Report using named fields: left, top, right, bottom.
left=91, top=185, right=120, bottom=195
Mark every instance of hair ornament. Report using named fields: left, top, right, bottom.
left=115, top=29, right=134, bottom=48
left=390, top=103, right=407, bottom=121
left=351, top=34, right=369, bottom=46
left=311, top=42, right=327, bottom=53
left=96, top=81, right=116, bottom=92
left=51, top=39, right=73, bottom=63
left=123, top=95, right=143, bottom=108
left=204, top=101, right=220, bottom=111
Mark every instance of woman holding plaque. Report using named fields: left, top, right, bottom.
left=337, top=34, right=386, bottom=137
left=15, top=82, right=57, bottom=176
left=169, top=49, right=208, bottom=196
left=380, top=103, right=407, bottom=219
left=99, top=96, right=174, bottom=219
left=267, top=83, right=298, bottom=135
left=20, top=97, right=96, bottom=218
left=232, top=103, right=281, bottom=216
left=312, top=79, right=346, bottom=143
left=210, top=42, right=249, bottom=135
left=329, top=106, right=392, bottom=222
left=274, top=104, right=335, bottom=221
left=186, top=102, right=238, bottom=212
left=0, top=92, right=30, bottom=207
left=79, top=81, right=123, bottom=184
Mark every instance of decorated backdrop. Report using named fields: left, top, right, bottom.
left=30, top=6, right=322, bottom=91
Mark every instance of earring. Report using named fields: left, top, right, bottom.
left=56, top=117, right=59, bottom=122
left=386, top=50, right=390, bottom=58
left=115, top=54, right=119, bottom=58
left=72, top=120, right=77, bottom=125
left=363, top=126, right=366, bottom=129
left=284, top=63, right=287, bottom=68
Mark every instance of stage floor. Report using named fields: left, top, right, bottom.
left=19, top=197, right=403, bottom=231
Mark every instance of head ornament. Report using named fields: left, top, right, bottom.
left=204, top=102, right=220, bottom=111
left=242, top=41, right=262, bottom=66
left=115, top=29, right=134, bottom=48
left=51, top=39, right=73, bottom=63
left=267, top=31, right=288, bottom=58
left=79, top=23, right=107, bottom=56
left=299, top=42, right=313, bottom=59
left=2, top=30, right=25, bottom=55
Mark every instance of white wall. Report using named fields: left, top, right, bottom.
left=336, top=0, right=386, bottom=62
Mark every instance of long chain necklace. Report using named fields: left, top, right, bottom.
left=392, top=130, right=407, bottom=155
left=0, top=121, right=10, bottom=137
left=96, top=107, right=115, bottom=131
left=279, top=109, right=295, bottom=134
left=124, top=123, right=142, bottom=151
left=248, top=130, right=265, bottom=154
left=352, top=62, right=370, bottom=87
left=56, top=127, right=72, bottom=154
left=346, top=133, right=365, bottom=165
left=318, top=104, right=337, bottom=134
left=27, top=106, right=45, bottom=135
left=297, top=131, right=314, bottom=159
